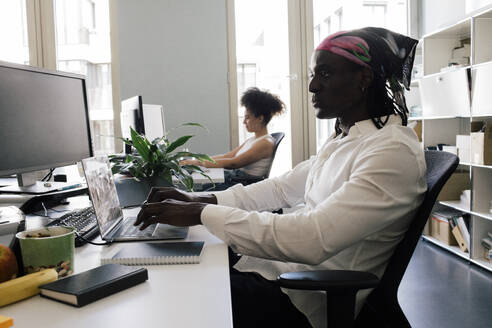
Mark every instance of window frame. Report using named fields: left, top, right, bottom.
left=22, top=0, right=122, bottom=153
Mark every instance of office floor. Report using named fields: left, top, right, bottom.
left=399, top=239, right=492, bottom=328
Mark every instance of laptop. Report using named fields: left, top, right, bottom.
left=81, top=156, right=188, bottom=242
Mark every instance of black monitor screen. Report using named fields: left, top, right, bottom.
left=120, top=95, right=145, bottom=139
left=0, top=62, right=93, bottom=176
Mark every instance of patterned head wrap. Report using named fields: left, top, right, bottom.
left=316, top=27, right=417, bottom=90
left=316, top=27, right=418, bottom=128
left=316, top=31, right=372, bottom=69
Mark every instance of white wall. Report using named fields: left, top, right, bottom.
left=115, top=0, right=230, bottom=154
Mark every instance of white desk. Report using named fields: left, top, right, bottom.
left=3, top=220, right=233, bottom=328
left=186, top=167, right=225, bottom=184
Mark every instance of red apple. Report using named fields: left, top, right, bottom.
left=0, top=244, right=18, bottom=283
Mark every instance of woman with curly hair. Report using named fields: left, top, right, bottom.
left=181, top=87, right=284, bottom=189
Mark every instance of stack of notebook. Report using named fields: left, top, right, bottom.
left=101, top=241, right=205, bottom=265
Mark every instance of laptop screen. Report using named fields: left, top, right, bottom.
left=82, top=156, right=124, bottom=236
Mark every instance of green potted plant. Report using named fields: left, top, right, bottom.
left=109, top=123, right=215, bottom=191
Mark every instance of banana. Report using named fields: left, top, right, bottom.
left=0, top=315, right=13, bottom=327
left=0, top=269, right=58, bottom=307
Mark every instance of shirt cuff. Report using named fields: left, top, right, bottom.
left=213, top=189, right=237, bottom=207
left=200, top=204, right=231, bottom=242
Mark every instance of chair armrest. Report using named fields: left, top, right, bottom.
left=277, top=270, right=379, bottom=292
left=277, top=270, right=379, bottom=328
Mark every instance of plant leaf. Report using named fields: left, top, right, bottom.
left=169, top=152, right=215, bottom=163
left=166, top=135, right=193, bottom=154
left=173, top=171, right=194, bottom=191
left=192, top=153, right=215, bottom=163
left=130, top=127, right=151, bottom=161
left=181, top=122, right=208, bottom=131
left=182, top=175, right=194, bottom=191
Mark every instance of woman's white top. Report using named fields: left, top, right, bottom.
left=236, top=134, right=274, bottom=177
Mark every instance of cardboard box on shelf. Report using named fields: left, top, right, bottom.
left=430, top=214, right=458, bottom=246
left=471, top=121, right=492, bottom=165
left=412, top=120, right=422, bottom=142
left=442, top=145, right=457, bottom=155
left=456, top=134, right=471, bottom=163
left=437, top=171, right=470, bottom=201
left=457, top=147, right=471, bottom=163
left=423, top=218, right=431, bottom=236
left=456, top=135, right=471, bottom=149
left=451, top=44, right=470, bottom=59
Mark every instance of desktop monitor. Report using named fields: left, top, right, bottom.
left=120, top=95, right=145, bottom=140
left=0, top=61, right=93, bottom=194
left=120, top=96, right=166, bottom=152
left=142, top=104, right=166, bottom=141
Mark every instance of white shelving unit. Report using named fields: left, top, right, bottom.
left=412, top=8, right=492, bottom=272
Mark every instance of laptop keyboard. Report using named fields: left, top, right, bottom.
left=120, top=219, right=156, bottom=237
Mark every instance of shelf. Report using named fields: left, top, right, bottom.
left=470, top=258, right=492, bottom=271
left=418, top=6, right=492, bottom=274
left=469, top=210, right=492, bottom=221
left=439, top=200, right=470, bottom=213
left=469, top=163, right=492, bottom=169
left=415, top=115, right=470, bottom=120
left=460, top=161, right=492, bottom=169
left=475, top=5, right=492, bottom=19
left=422, top=235, right=470, bottom=261
left=471, top=113, right=492, bottom=119
left=422, top=65, right=471, bottom=79
left=471, top=60, right=492, bottom=69
left=439, top=201, right=492, bottom=221
left=422, top=17, right=471, bottom=40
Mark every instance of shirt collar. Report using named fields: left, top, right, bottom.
left=347, top=114, right=402, bottom=137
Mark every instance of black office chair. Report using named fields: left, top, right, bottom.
left=235, top=132, right=285, bottom=186
left=263, top=132, right=285, bottom=179
left=276, top=150, right=459, bottom=328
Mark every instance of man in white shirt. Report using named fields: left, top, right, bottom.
left=134, top=27, right=426, bottom=328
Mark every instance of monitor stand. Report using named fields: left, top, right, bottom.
left=0, top=173, right=81, bottom=194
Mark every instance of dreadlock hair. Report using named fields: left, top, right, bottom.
left=367, top=71, right=409, bottom=128
left=330, top=27, right=416, bottom=136
left=334, top=65, right=410, bottom=136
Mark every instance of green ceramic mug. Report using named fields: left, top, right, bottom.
left=16, top=226, right=75, bottom=278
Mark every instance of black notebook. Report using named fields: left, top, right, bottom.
left=101, top=241, right=205, bottom=265
left=39, top=264, right=148, bottom=307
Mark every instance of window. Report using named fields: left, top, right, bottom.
left=55, top=0, right=114, bottom=155
left=312, top=0, right=408, bottom=151
left=314, top=24, right=321, bottom=46
left=334, top=8, right=343, bottom=31
left=324, top=17, right=331, bottom=37
left=232, top=0, right=293, bottom=175
left=237, top=63, right=257, bottom=96
left=363, top=2, right=388, bottom=27
left=0, top=0, right=29, bottom=64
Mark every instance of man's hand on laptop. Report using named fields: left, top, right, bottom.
left=145, top=187, right=218, bottom=205
left=146, top=187, right=194, bottom=203
left=134, top=199, right=206, bottom=229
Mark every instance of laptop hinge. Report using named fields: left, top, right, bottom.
left=102, top=217, right=124, bottom=241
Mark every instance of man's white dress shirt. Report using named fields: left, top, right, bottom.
left=201, top=115, right=427, bottom=328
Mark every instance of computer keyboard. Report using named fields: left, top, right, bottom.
left=46, top=206, right=99, bottom=247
